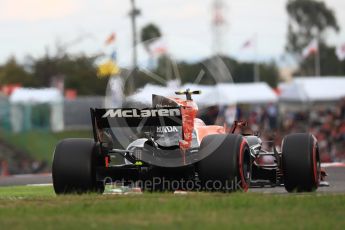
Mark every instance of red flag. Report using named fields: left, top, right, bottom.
left=149, top=39, right=167, bottom=56
left=153, top=46, right=167, bottom=55
left=302, top=39, right=318, bottom=58
left=105, top=32, right=116, bottom=45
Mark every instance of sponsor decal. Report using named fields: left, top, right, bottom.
left=102, top=108, right=181, bottom=118
left=155, top=104, right=172, bottom=108
left=156, top=126, right=179, bottom=133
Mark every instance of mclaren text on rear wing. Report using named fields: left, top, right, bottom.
left=91, top=107, right=182, bottom=129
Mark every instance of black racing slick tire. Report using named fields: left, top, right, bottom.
left=282, top=133, right=320, bottom=192
left=52, top=138, right=105, bottom=194
left=197, top=134, right=250, bottom=192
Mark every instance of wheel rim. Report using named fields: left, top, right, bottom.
left=238, top=139, right=249, bottom=191
left=312, top=138, right=320, bottom=186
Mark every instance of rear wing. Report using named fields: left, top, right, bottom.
left=90, top=107, right=182, bottom=142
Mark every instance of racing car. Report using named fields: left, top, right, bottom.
left=52, top=89, right=322, bottom=194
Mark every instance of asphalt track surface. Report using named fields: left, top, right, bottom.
left=0, top=167, right=344, bottom=194
left=250, top=167, right=345, bottom=194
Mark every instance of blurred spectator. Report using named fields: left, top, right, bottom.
left=224, top=105, right=237, bottom=126
left=199, top=98, right=345, bottom=162
left=266, top=103, right=278, bottom=130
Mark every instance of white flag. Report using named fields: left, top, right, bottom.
left=335, top=43, right=345, bottom=61
left=302, top=39, right=318, bottom=58
left=105, top=77, right=124, bottom=107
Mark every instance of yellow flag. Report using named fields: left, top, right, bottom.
left=97, top=60, right=120, bottom=78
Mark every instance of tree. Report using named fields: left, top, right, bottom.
left=295, top=44, right=345, bottom=76
left=140, top=23, right=162, bottom=53
left=259, top=63, right=279, bottom=88
left=31, top=53, right=60, bottom=87
left=62, top=55, right=108, bottom=95
left=32, top=54, right=108, bottom=95
left=0, top=57, right=35, bottom=86
left=177, top=56, right=279, bottom=87
left=286, top=0, right=339, bottom=56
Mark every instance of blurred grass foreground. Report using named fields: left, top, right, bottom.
left=0, top=185, right=344, bottom=229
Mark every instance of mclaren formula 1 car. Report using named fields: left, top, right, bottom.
left=52, top=89, right=323, bottom=194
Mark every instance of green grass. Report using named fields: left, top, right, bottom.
left=0, top=130, right=92, bottom=164
left=0, top=186, right=344, bottom=230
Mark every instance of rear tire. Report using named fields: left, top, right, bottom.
left=197, top=134, right=250, bottom=192
left=52, top=138, right=105, bottom=194
left=282, top=133, right=320, bottom=192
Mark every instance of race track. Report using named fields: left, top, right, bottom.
left=250, top=167, right=345, bottom=194
left=0, top=173, right=52, bottom=187
left=0, top=167, right=344, bottom=193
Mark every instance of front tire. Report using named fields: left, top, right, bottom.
left=282, top=133, right=320, bottom=192
left=52, top=138, right=104, bottom=194
left=197, top=134, right=250, bottom=192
